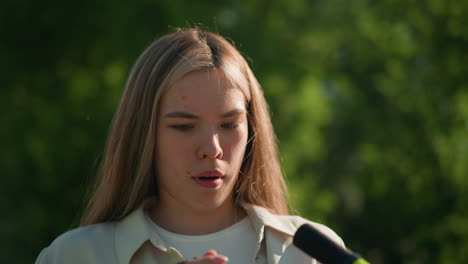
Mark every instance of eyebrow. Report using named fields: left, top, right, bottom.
left=164, top=111, right=198, bottom=119
left=221, top=109, right=246, bottom=118
left=163, top=109, right=246, bottom=119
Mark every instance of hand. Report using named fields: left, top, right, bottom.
left=179, top=250, right=229, bottom=264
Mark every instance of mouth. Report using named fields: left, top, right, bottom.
left=192, top=171, right=225, bottom=188
left=197, top=176, right=222, bottom=180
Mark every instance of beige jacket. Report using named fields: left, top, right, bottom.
left=36, top=204, right=344, bottom=264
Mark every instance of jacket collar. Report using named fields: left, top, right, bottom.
left=114, top=200, right=171, bottom=264
left=242, top=204, right=297, bottom=237
left=114, top=202, right=296, bottom=264
left=114, top=205, right=151, bottom=264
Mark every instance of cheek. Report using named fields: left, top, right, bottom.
left=156, top=129, right=193, bottom=173
left=223, top=130, right=248, bottom=160
left=158, top=133, right=194, bottom=160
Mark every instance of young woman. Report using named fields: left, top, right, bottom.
left=36, top=29, right=344, bottom=264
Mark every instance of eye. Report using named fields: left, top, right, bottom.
left=170, top=124, right=194, bottom=131
left=221, top=123, right=238, bottom=129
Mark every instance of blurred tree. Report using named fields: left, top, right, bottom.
left=1, top=0, right=467, bottom=263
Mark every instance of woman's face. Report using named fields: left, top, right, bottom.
left=155, top=69, right=248, bottom=213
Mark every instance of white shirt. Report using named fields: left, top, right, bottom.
left=36, top=203, right=345, bottom=264
left=148, top=215, right=257, bottom=264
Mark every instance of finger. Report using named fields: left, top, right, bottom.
left=183, top=254, right=228, bottom=264
left=203, top=250, right=217, bottom=256
left=206, top=255, right=228, bottom=264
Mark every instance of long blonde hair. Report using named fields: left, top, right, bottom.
left=80, top=29, right=288, bottom=226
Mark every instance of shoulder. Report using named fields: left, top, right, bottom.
left=36, top=223, right=117, bottom=264
left=51, top=222, right=116, bottom=250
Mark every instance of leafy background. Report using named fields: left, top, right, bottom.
left=1, top=0, right=467, bottom=263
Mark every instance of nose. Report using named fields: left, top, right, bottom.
left=197, top=132, right=223, bottom=160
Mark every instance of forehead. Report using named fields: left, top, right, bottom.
left=159, top=70, right=246, bottom=112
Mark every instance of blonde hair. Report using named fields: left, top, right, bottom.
left=80, top=29, right=288, bottom=226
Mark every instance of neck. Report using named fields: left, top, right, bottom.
left=150, top=199, right=246, bottom=235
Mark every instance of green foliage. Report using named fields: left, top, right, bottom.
left=1, top=0, right=467, bottom=263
